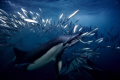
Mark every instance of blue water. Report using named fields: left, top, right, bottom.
left=0, top=0, right=120, bottom=80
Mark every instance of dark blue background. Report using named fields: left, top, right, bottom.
left=0, top=0, right=120, bottom=80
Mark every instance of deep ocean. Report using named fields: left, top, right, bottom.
left=0, top=0, right=120, bottom=80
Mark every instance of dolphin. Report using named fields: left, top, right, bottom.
left=13, top=32, right=83, bottom=76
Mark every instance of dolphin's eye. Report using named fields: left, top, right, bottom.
left=71, top=39, right=77, bottom=42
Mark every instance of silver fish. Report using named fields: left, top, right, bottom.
left=68, top=10, right=79, bottom=19
left=24, top=19, right=38, bottom=23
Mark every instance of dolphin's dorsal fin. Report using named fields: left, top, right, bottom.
left=13, top=48, right=27, bottom=57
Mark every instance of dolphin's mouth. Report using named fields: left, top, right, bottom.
left=68, top=38, right=79, bottom=46
left=63, top=32, right=83, bottom=47
left=68, top=34, right=83, bottom=46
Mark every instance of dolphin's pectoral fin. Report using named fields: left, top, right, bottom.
left=14, top=63, right=31, bottom=70
left=58, top=60, right=62, bottom=74
left=55, top=58, right=62, bottom=76
left=15, top=63, right=30, bottom=67
left=13, top=48, right=27, bottom=58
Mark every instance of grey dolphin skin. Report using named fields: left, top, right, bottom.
left=13, top=32, right=83, bottom=76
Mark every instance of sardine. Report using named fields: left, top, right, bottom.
left=21, top=8, right=28, bottom=17
left=81, top=48, right=91, bottom=50
left=64, top=24, right=68, bottom=28
left=24, top=19, right=38, bottom=23
left=78, top=27, right=82, bottom=32
left=73, top=25, right=78, bottom=33
left=59, top=13, right=63, bottom=19
left=0, top=9, right=9, bottom=16
left=17, top=12, right=25, bottom=19
left=90, top=33, right=95, bottom=36
left=115, top=47, right=120, bottom=50
left=68, top=10, right=79, bottom=19
left=75, top=18, right=80, bottom=23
